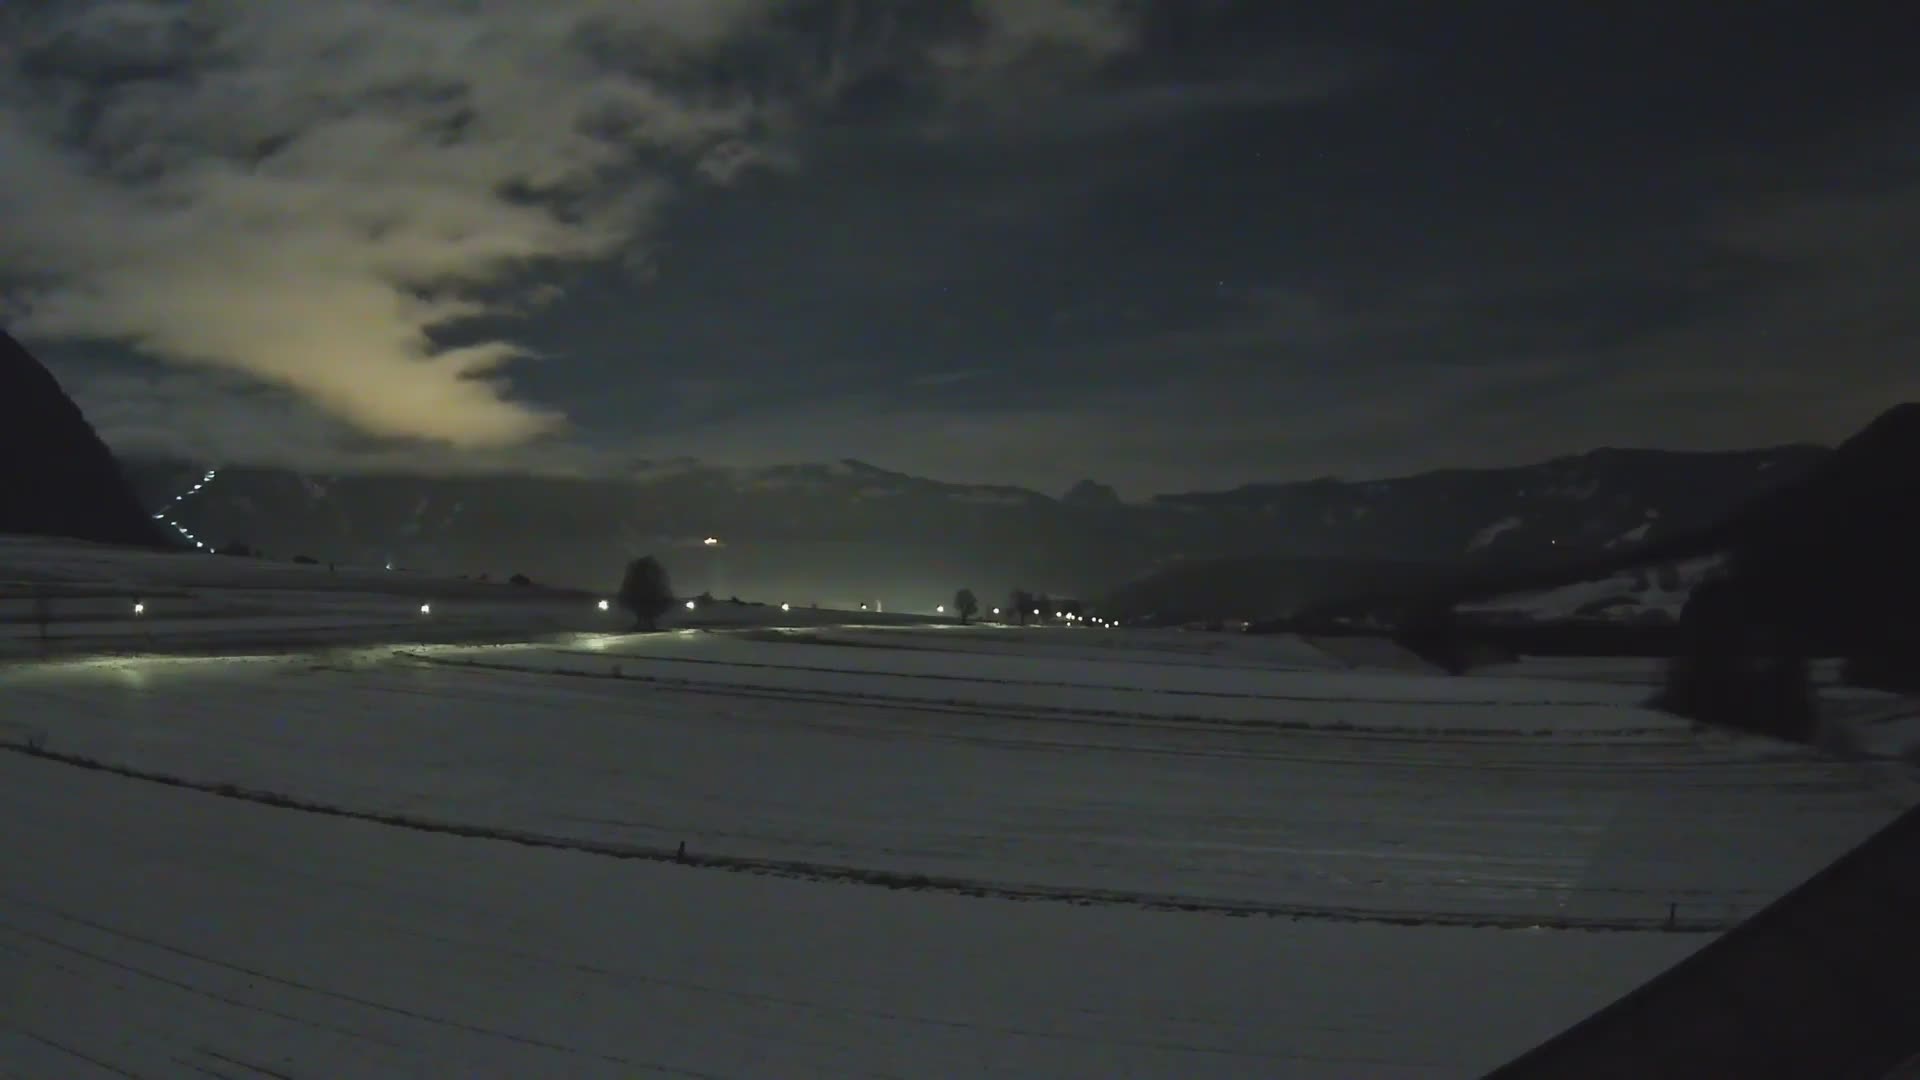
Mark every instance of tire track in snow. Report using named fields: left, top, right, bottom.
left=1, top=1024, right=146, bottom=1078
left=1, top=900, right=718, bottom=1079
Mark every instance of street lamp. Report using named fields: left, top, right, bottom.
left=781, top=602, right=791, bottom=612
left=685, top=599, right=697, bottom=610
left=703, top=537, right=720, bottom=547
left=597, top=599, right=610, bottom=611
left=419, top=603, right=432, bottom=615
left=132, top=602, right=145, bottom=616
left=936, top=604, right=945, bottom=614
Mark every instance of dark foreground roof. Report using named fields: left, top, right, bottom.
left=1488, top=802, right=1920, bottom=1079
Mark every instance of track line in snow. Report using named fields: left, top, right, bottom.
left=0, top=741, right=1736, bottom=933
left=510, top=643, right=1631, bottom=709
left=399, top=651, right=1677, bottom=740
left=2, top=1025, right=146, bottom=1079
left=2, top=902, right=713, bottom=1079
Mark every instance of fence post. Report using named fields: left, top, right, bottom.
left=32, top=587, right=51, bottom=653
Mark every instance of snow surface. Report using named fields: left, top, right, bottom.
left=3, top=536, right=1916, bottom=1076
left=1468, top=516, right=1523, bottom=552
left=0, top=536, right=934, bottom=658
left=1606, top=521, right=1653, bottom=548
left=1, top=749, right=1706, bottom=1079
left=1460, top=555, right=1726, bottom=624
left=8, top=629, right=1912, bottom=931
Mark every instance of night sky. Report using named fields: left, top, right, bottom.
left=3, top=2, right=1916, bottom=496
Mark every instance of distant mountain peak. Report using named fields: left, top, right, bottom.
left=1063, top=478, right=1122, bottom=507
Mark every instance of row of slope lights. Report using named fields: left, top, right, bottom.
left=151, top=469, right=220, bottom=551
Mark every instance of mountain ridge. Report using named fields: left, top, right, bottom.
left=1, top=330, right=171, bottom=549
left=117, top=438, right=1829, bottom=609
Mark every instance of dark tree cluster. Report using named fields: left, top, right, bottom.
left=618, top=556, right=674, bottom=630
left=1008, top=589, right=1034, bottom=625
left=1654, top=575, right=1816, bottom=742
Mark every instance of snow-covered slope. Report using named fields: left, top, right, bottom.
left=1460, top=555, right=1727, bottom=625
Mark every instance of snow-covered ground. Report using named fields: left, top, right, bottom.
left=9, top=630, right=1911, bottom=931
left=3, top=537, right=1916, bottom=1076
left=1, top=748, right=1703, bottom=1079
left=0, top=536, right=936, bottom=657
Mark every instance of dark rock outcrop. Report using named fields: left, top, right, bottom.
left=0, top=330, right=170, bottom=548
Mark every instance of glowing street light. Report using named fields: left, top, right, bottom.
left=703, top=537, right=720, bottom=547
left=419, top=603, right=432, bottom=615
left=132, top=602, right=145, bottom=616
left=936, top=605, right=945, bottom=614
left=597, top=599, right=611, bottom=611
left=781, top=602, right=791, bottom=612
left=685, top=599, right=697, bottom=610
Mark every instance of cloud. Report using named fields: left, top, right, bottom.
left=953, top=0, right=1140, bottom=64
left=68, top=364, right=623, bottom=475
left=0, top=1, right=793, bottom=447
left=0, top=1, right=1150, bottom=452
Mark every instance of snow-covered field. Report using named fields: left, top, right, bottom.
left=2, top=747, right=1707, bottom=1079
left=3, top=538, right=1916, bottom=1076
left=0, top=536, right=936, bottom=658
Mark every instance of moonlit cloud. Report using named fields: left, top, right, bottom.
left=3, top=0, right=1136, bottom=452
left=0, top=1, right=796, bottom=446
left=27, top=5, right=1897, bottom=498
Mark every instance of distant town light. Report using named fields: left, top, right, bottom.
left=685, top=599, right=697, bottom=610
left=597, top=599, right=610, bottom=611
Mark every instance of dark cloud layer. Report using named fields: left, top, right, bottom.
left=6, top=2, right=1917, bottom=495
